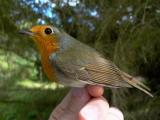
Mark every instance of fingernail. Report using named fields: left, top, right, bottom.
left=80, top=104, right=99, bottom=120
left=71, top=88, right=85, bottom=97
left=80, top=99, right=109, bottom=120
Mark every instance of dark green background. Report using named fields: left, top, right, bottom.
left=0, top=0, right=160, bottom=120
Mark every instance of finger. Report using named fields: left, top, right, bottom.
left=79, top=98, right=109, bottom=120
left=49, top=87, right=90, bottom=120
left=106, top=107, right=124, bottom=120
left=87, top=85, right=104, bottom=97
left=65, top=88, right=90, bottom=113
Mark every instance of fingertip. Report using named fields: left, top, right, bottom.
left=87, top=85, right=104, bottom=97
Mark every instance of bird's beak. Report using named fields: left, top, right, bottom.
left=18, top=30, right=34, bottom=36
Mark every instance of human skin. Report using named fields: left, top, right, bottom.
left=49, top=85, right=124, bottom=120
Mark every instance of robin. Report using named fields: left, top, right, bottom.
left=19, top=25, right=153, bottom=97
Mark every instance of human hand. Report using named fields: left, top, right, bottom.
left=49, top=85, right=124, bottom=120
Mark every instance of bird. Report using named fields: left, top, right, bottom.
left=19, top=25, right=153, bottom=97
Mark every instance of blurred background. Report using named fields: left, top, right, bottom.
left=0, top=0, right=160, bottom=120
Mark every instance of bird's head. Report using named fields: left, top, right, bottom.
left=20, top=25, right=60, bottom=54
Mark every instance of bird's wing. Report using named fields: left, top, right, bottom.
left=50, top=51, right=131, bottom=88
left=50, top=53, right=153, bottom=97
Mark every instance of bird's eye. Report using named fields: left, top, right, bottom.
left=44, top=27, right=53, bottom=35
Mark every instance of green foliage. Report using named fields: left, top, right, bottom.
left=0, top=87, right=68, bottom=120
left=0, top=0, right=160, bottom=120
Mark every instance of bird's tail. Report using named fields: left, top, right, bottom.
left=121, top=72, right=153, bottom=97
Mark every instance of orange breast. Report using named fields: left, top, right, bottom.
left=38, top=42, right=59, bottom=82
left=41, top=52, right=55, bottom=81
left=33, top=34, right=59, bottom=82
